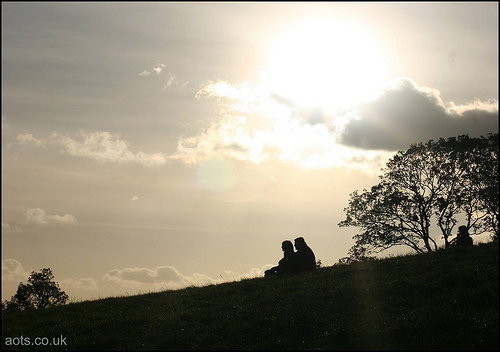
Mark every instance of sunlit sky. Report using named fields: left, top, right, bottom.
left=2, top=2, right=498, bottom=302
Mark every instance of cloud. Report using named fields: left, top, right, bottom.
left=16, top=133, right=46, bottom=148
left=2, top=258, right=31, bottom=282
left=189, top=76, right=492, bottom=170
left=100, top=264, right=274, bottom=296
left=138, top=64, right=191, bottom=89
left=61, top=277, right=99, bottom=292
left=339, top=77, right=498, bottom=151
left=103, top=266, right=215, bottom=291
left=15, top=130, right=171, bottom=167
left=163, top=74, right=176, bottom=89
left=139, top=63, right=166, bottom=77
left=178, top=80, right=394, bottom=173
left=196, top=80, right=258, bottom=103
left=1, top=263, right=273, bottom=301
left=172, top=115, right=268, bottom=165
left=195, top=80, right=277, bottom=115
left=25, top=208, right=77, bottom=225
left=154, top=63, right=165, bottom=74
left=52, top=131, right=169, bottom=167
left=15, top=77, right=491, bottom=174
left=447, top=98, right=498, bottom=115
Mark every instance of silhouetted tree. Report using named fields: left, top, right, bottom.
left=2, top=268, right=68, bottom=312
left=461, top=133, right=499, bottom=240
left=339, top=133, right=498, bottom=258
left=430, top=134, right=498, bottom=244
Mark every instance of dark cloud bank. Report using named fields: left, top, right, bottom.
left=339, top=78, right=498, bottom=151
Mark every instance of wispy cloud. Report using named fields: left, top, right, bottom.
left=139, top=64, right=189, bottom=89
left=163, top=74, right=176, bottom=89
left=16, top=133, right=46, bottom=148
left=15, top=131, right=170, bottom=167
left=25, top=208, right=76, bottom=225
left=52, top=131, right=169, bottom=167
left=152, top=67, right=163, bottom=75
left=139, top=63, right=166, bottom=77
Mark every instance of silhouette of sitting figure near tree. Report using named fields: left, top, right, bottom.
left=265, top=240, right=298, bottom=277
left=294, top=237, right=316, bottom=271
left=455, top=225, right=473, bottom=246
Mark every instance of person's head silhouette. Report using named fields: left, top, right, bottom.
left=281, top=240, right=294, bottom=254
left=294, top=237, right=306, bottom=250
left=293, top=237, right=316, bottom=271
left=458, top=225, right=468, bottom=236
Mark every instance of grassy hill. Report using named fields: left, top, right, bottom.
left=2, top=242, right=498, bottom=350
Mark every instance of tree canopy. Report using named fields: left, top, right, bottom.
left=2, top=268, right=69, bottom=312
left=339, top=133, right=498, bottom=260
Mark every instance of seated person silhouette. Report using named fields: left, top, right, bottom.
left=456, top=225, right=473, bottom=246
left=265, top=240, right=299, bottom=277
left=294, top=237, right=316, bottom=271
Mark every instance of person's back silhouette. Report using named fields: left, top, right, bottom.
left=294, top=237, right=316, bottom=271
left=265, top=240, right=298, bottom=277
left=456, top=225, right=473, bottom=246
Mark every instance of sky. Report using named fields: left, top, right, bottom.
left=2, top=2, right=498, bottom=302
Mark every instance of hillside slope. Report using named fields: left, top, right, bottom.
left=2, top=242, right=498, bottom=350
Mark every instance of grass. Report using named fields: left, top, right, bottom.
left=2, top=242, right=498, bottom=350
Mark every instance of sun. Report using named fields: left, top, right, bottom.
left=260, top=17, right=388, bottom=111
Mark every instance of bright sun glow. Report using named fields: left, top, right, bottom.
left=261, top=18, right=388, bottom=111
